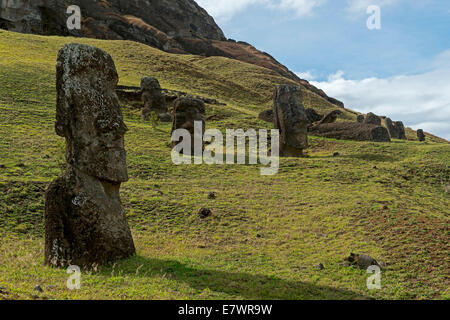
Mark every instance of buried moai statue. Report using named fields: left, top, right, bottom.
left=417, top=129, right=426, bottom=141
left=45, top=44, right=135, bottom=267
left=273, top=85, right=309, bottom=157
left=171, top=97, right=206, bottom=154
left=141, top=76, right=171, bottom=122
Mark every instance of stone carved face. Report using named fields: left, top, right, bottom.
left=274, top=85, right=309, bottom=150
left=172, top=97, right=206, bottom=134
left=56, top=44, right=128, bottom=183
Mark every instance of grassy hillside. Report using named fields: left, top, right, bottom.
left=0, top=30, right=449, bottom=300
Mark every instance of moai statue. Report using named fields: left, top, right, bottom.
left=417, top=129, right=426, bottom=142
left=273, top=85, right=309, bottom=157
left=357, top=114, right=365, bottom=123
left=364, top=112, right=382, bottom=126
left=141, top=77, right=170, bottom=122
left=171, top=97, right=206, bottom=155
left=319, top=110, right=343, bottom=125
left=383, top=117, right=396, bottom=138
left=393, top=121, right=407, bottom=140
left=45, top=44, right=135, bottom=267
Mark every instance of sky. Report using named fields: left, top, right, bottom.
left=196, top=0, right=450, bottom=139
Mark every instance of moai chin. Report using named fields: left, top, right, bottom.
left=45, top=44, right=135, bottom=267
left=273, top=85, right=309, bottom=157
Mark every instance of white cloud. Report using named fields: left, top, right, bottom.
left=296, top=71, right=316, bottom=80
left=311, top=51, right=450, bottom=140
left=196, top=0, right=326, bottom=22
left=346, top=0, right=403, bottom=13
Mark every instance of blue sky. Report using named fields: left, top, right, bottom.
left=196, top=0, right=450, bottom=139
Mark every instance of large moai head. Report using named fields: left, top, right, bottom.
left=141, top=76, right=168, bottom=120
left=393, top=121, right=407, bottom=140
left=55, top=43, right=128, bottom=183
left=172, top=97, right=206, bottom=134
left=273, top=85, right=309, bottom=156
left=417, top=129, right=426, bottom=141
left=383, top=117, right=395, bottom=138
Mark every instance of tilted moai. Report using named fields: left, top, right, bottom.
left=141, top=76, right=170, bottom=122
left=171, top=97, right=206, bottom=154
left=45, top=44, right=135, bottom=267
left=417, top=129, right=426, bottom=141
left=273, top=85, right=309, bottom=157
left=318, top=110, right=343, bottom=125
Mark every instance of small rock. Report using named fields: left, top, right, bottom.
left=341, top=253, right=381, bottom=270
left=198, top=208, right=212, bottom=219
left=33, top=285, right=43, bottom=293
left=333, top=152, right=340, bottom=157
left=256, top=233, right=262, bottom=238
left=207, top=192, right=216, bottom=199
left=315, top=263, right=324, bottom=270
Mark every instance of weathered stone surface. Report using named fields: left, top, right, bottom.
left=318, top=110, right=343, bottom=125
left=417, top=129, right=426, bottom=141
left=357, top=114, right=365, bottom=123
left=364, top=112, right=382, bottom=126
left=382, top=117, right=395, bottom=137
left=380, top=117, right=407, bottom=140
left=141, top=77, right=169, bottom=121
left=171, top=97, right=206, bottom=153
left=309, top=122, right=391, bottom=142
left=258, top=109, right=274, bottom=123
left=273, top=85, right=309, bottom=157
left=305, top=108, right=323, bottom=123
left=393, top=121, right=407, bottom=140
left=45, top=43, right=135, bottom=267
left=341, top=253, right=381, bottom=270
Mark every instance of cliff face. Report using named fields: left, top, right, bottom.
left=0, top=0, right=343, bottom=107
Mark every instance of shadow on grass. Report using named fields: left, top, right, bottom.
left=100, top=255, right=370, bottom=300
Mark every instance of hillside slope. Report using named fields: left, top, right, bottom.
left=0, top=0, right=344, bottom=107
left=0, top=31, right=449, bottom=300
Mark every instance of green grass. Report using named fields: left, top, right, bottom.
left=0, top=30, right=449, bottom=300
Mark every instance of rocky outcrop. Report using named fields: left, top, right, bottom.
left=0, top=0, right=344, bottom=108
left=45, top=43, right=135, bottom=267
left=309, top=122, right=391, bottom=142
left=273, top=85, right=309, bottom=157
